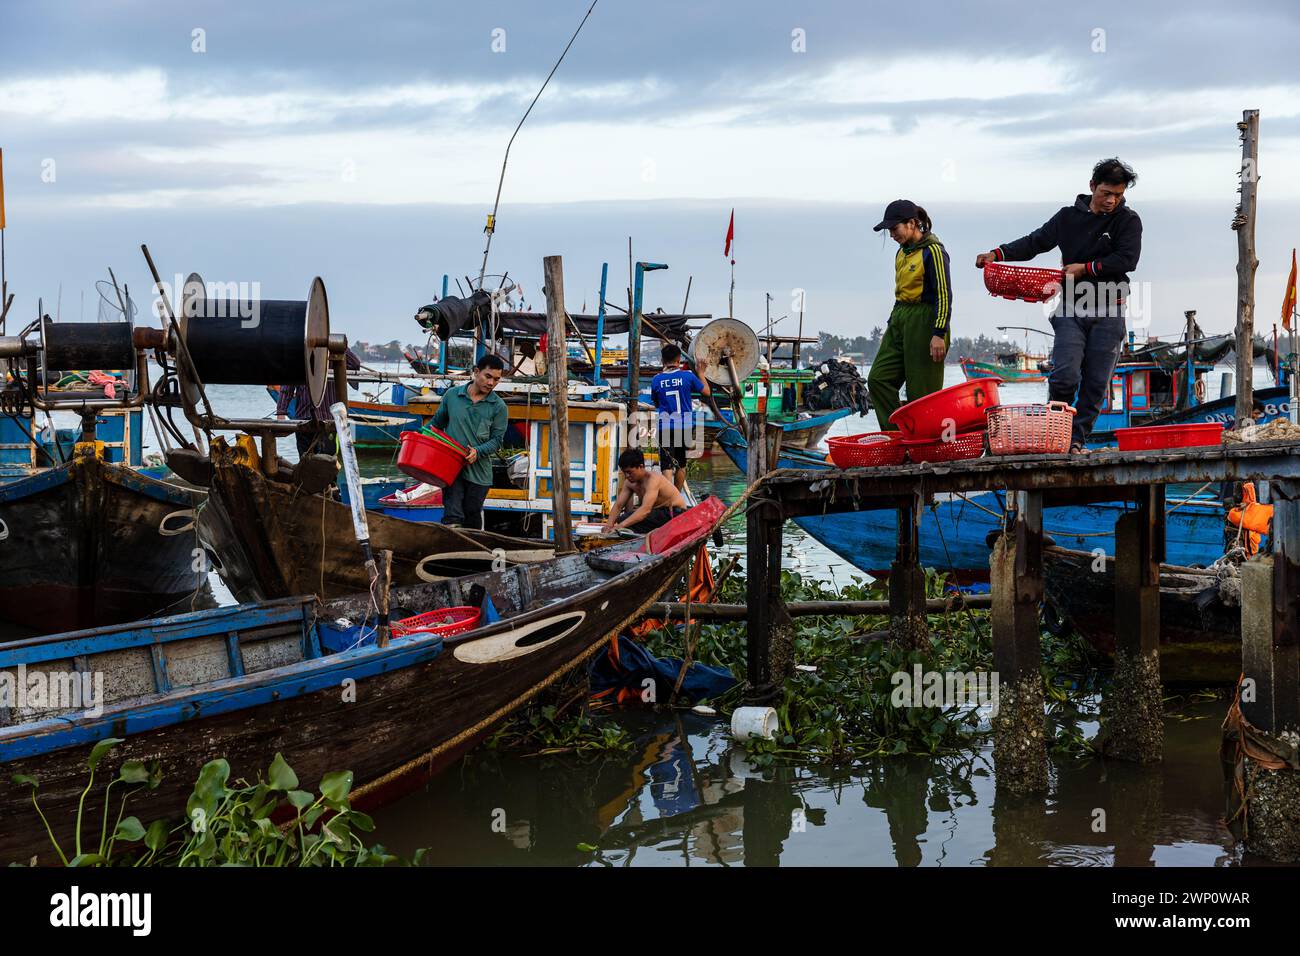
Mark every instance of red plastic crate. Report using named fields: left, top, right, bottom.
left=392, top=606, right=482, bottom=638
left=826, top=432, right=906, bottom=468
left=1116, top=422, right=1223, bottom=452
left=901, top=431, right=987, bottom=464
left=983, top=261, right=1065, bottom=303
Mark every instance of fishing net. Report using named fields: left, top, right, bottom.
left=806, top=359, right=872, bottom=416
left=95, top=279, right=138, bottom=324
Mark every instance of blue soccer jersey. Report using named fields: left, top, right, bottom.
left=650, top=369, right=704, bottom=428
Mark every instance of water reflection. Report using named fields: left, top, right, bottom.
left=373, top=702, right=1246, bottom=867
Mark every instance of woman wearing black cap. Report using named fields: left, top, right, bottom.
left=866, top=199, right=954, bottom=431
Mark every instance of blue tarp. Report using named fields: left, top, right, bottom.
left=589, top=635, right=736, bottom=706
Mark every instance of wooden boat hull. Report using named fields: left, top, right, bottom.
left=0, top=500, right=725, bottom=864
left=199, top=440, right=552, bottom=603
left=1041, top=545, right=1239, bottom=684
left=0, top=451, right=206, bottom=632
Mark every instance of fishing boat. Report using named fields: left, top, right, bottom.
left=1, top=289, right=209, bottom=631
left=197, top=435, right=554, bottom=602
left=959, top=348, right=1047, bottom=383
left=697, top=342, right=868, bottom=451
left=716, top=430, right=1231, bottom=583
left=0, top=435, right=206, bottom=631
left=698, top=365, right=858, bottom=450
left=1041, top=545, right=1239, bottom=684
left=340, top=377, right=628, bottom=539
left=0, top=498, right=726, bottom=864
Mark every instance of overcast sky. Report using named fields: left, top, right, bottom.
left=2, top=0, right=1298, bottom=348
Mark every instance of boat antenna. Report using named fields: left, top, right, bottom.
left=476, top=0, right=599, bottom=290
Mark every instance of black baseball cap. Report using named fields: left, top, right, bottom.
left=873, top=199, right=919, bottom=232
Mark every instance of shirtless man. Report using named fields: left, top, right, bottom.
left=602, top=448, right=688, bottom=533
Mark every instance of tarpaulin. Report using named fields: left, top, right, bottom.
left=589, top=634, right=736, bottom=707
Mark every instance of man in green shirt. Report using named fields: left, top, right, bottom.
left=429, top=353, right=508, bottom=528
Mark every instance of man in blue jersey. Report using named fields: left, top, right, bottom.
left=649, top=344, right=711, bottom=491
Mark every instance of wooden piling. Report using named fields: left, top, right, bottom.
left=744, top=407, right=788, bottom=702
left=376, top=549, right=392, bottom=648
left=1236, top=479, right=1300, bottom=861
left=989, top=490, right=1048, bottom=793
left=1233, top=109, right=1260, bottom=426
left=1103, top=485, right=1165, bottom=763
left=543, top=255, right=575, bottom=552
left=888, top=495, right=929, bottom=650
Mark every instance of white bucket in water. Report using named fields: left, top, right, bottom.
left=731, top=706, right=778, bottom=741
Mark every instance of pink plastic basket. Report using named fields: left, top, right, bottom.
left=826, top=432, right=906, bottom=468
left=983, top=262, right=1065, bottom=303
left=986, top=402, right=1076, bottom=456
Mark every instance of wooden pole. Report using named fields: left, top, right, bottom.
left=377, top=549, right=392, bottom=648
left=1104, top=486, right=1164, bottom=762
left=647, top=594, right=991, bottom=620
left=744, top=407, right=774, bottom=700
left=989, top=490, right=1048, bottom=792
left=543, top=255, right=575, bottom=552
left=1234, top=109, right=1260, bottom=426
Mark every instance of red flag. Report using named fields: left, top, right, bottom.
left=724, top=209, right=734, bottom=259
left=1283, top=248, right=1297, bottom=331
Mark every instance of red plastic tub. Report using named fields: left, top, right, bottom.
left=902, top=431, right=987, bottom=464
left=827, top=432, right=906, bottom=468
left=397, top=429, right=468, bottom=488
left=889, top=378, right=1001, bottom=440
left=1115, top=422, right=1224, bottom=452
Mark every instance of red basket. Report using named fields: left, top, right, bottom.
left=983, top=262, right=1065, bottom=303
left=902, top=431, right=987, bottom=464
left=1116, top=422, right=1224, bottom=452
left=826, top=432, right=906, bottom=468
left=889, top=378, right=1001, bottom=439
left=986, top=402, right=1076, bottom=456
left=392, top=606, right=482, bottom=638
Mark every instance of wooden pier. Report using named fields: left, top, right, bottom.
left=742, top=419, right=1300, bottom=858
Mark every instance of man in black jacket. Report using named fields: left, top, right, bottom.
left=976, top=157, right=1142, bottom=451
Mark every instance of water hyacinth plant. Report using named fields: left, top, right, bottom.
left=490, top=560, right=1101, bottom=766
left=12, top=740, right=421, bottom=867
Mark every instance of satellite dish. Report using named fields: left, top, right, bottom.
left=689, top=318, right=760, bottom=387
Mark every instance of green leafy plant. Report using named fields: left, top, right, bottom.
left=13, top=741, right=423, bottom=867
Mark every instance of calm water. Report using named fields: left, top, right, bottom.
left=32, top=361, right=1274, bottom=864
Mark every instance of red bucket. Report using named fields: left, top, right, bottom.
left=397, top=429, right=468, bottom=488
left=888, top=378, right=1001, bottom=440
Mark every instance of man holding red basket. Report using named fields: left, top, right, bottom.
left=975, top=157, right=1142, bottom=452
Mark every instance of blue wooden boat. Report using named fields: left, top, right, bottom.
left=701, top=406, right=853, bottom=450
left=0, top=497, right=725, bottom=864
left=717, top=431, right=1229, bottom=583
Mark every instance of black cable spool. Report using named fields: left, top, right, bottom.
left=39, top=319, right=134, bottom=372
left=179, top=273, right=329, bottom=406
